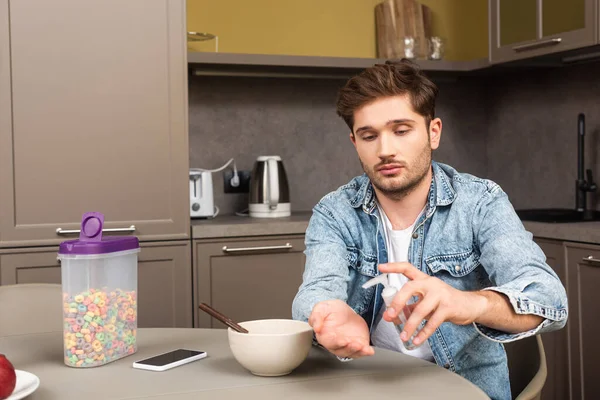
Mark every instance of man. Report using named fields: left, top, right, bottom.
left=291, top=59, right=567, bottom=400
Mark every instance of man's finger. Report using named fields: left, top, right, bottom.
left=386, top=280, right=426, bottom=320
left=308, top=312, right=323, bottom=333
left=399, top=295, right=438, bottom=343
left=346, top=343, right=375, bottom=359
left=382, top=309, right=402, bottom=325
left=308, top=302, right=330, bottom=333
left=316, top=331, right=349, bottom=351
left=327, top=338, right=351, bottom=351
left=332, top=340, right=372, bottom=359
left=412, top=310, right=445, bottom=346
left=379, top=262, right=428, bottom=281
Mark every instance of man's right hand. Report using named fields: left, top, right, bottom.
left=308, top=300, right=374, bottom=359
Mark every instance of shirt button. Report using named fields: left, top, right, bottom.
left=412, top=232, right=419, bottom=239
left=454, top=265, right=461, bottom=272
left=444, top=363, right=450, bottom=369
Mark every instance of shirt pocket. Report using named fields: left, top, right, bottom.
left=347, top=247, right=378, bottom=278
left=424, top=249, right=481, bottom=278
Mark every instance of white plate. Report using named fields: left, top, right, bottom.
left=5, top=370, right=40, bottom=400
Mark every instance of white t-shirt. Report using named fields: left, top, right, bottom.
left=371, top=204, right=435, bottom=362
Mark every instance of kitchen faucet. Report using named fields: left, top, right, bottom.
left=576, top=113, right=597, bottom=212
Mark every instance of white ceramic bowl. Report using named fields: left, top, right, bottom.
left=227, top=319, right=313, bottom=376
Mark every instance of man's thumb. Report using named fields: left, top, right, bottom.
left=309, top=303, right=330, bottom=333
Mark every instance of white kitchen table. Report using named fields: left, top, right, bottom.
left=0, top=328, right=490, bottom=399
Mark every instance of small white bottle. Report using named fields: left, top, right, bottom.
left=362, top=273, right=420, bottom=350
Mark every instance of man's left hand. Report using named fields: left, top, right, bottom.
left=379, top=262, right=488, bottom=347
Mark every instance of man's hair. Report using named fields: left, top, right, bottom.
left=335, top=59, right=439, bottom=133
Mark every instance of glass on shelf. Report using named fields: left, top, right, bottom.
left=187, top=32, right=219, bottom=52
left=397, top=36, right=420, bottom=59
left=427, top=36, right=445, bottom=60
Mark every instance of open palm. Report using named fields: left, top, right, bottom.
left=309, top=300, right=374, bottom=358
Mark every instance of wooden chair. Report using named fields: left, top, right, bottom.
left=505, top=335, right=547, bottom=400
left=0, top=283, right=63, bottom=337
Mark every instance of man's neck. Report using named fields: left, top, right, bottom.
left=374, top=166, right=432, bottom=230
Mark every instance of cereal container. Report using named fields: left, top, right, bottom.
left=58, top=212, right=140, bottom=368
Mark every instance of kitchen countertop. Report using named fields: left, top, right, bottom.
left=191, top=211, right=600, bottom=245
left=191, top=211, right=312, bottom=239
left=522, top=221, right=600, bottom=245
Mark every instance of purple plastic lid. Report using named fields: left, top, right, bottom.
left=58, top=212, right=140, bottom=255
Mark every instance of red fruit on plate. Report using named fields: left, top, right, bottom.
left=0, top=354, right=16, bottom=400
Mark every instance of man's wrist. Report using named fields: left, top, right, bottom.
left=470, top=290, right=491, bottom=325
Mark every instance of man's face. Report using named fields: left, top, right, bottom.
left=350, top=95, right=442, bottom=200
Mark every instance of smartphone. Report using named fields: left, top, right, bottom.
left=132, top=349, right=207, bottom=371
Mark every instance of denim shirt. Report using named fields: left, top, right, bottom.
left=292, top=161, right=568, bottom=400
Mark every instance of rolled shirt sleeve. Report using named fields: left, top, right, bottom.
left=471, top=182, right=568, bottom=342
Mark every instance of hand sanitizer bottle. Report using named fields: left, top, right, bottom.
left=362, top=273, right=420, bottom=350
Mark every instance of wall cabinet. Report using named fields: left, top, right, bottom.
left=187, top=0, right=489, bottom=62
left=489, top=0, right=597, bottom=64
left=0, top=0, right=190, bottom=248
left=194, top=235, right=305, bottom=328
left=0, top=241, right=193, bottom=328
left=186, top=0, right=381, bottom=59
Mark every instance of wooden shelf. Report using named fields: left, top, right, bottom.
left=187, top=52, right=490, bottom=79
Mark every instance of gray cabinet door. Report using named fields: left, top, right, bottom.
left=534, top=239, right=568, bottom=400
left=0, top=0, right=189, bottom=248
left=136, top=241, right=193, bottom=328
left=194, top=236, right=306, bottom=328
left=0, top=247, right=62, bottom=285
left=489, top=0, right=597, bottom=64
left=0, top=240, right=192, bottom=328
left=565, top=242, right=600, bottom=400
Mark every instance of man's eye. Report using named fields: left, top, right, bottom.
left=362, top=136, right=375, bottom=141
left=395, top=130, right=409, bottom=135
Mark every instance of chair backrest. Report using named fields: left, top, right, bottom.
left=505, top=335, right=547, bottom=400
left=0, top=283, right=63, bottom=337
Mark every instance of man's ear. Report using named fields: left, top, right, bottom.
left=429, top=118, right=442, bottom=150
left=350, top=132, right=357, bottom=148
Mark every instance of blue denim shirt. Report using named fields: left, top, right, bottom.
left=292, top=161, right=568, bottom=400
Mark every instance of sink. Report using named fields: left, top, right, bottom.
left=516, top=208, right=600, bottom=223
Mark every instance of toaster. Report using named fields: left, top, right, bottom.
left=189, top=170, right=215, bottom=218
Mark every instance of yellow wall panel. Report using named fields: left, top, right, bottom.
left=187, top=0, right=379, bottom=58
left=187, top=0, right=488, bottom=61
left=419, top=0, right=488, bottom=60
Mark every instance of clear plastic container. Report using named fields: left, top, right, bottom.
left=58, top=212, right=140, bottom=368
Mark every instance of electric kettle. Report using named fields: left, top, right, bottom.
left=249, top=156, right=291, bottom=218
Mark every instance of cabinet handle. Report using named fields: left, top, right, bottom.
left=513, top=38, right=562, bottom=52
left=56, top=225, right=136, bottom=235
left=582, top=255, right=600, bottom=265
left=222, top=243, right=293, bottom=253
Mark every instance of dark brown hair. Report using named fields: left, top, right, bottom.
left=336, top=59, right=438, bottom=132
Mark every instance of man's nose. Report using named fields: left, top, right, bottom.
left=378, top=132, right=396, bottom=159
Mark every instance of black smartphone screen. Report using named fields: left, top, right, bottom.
left=136, top=349, right=205, bottom=366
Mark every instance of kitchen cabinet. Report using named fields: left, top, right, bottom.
left=186, top=0, right=381, bottom=59
left=0, top=241, right=193, bottom=328
left=0, top=0, right=190, bottom=248
left=534, top=239, right=569, bottom=400
left=529, top=237, right=600, bottom=400
left=489, top=0, right=597, bottom=64
left=194, top=235, right=305, bottom=328
left=187, top=0, right=488, bottom=62
left=564, top=242, right=600, bottom=400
